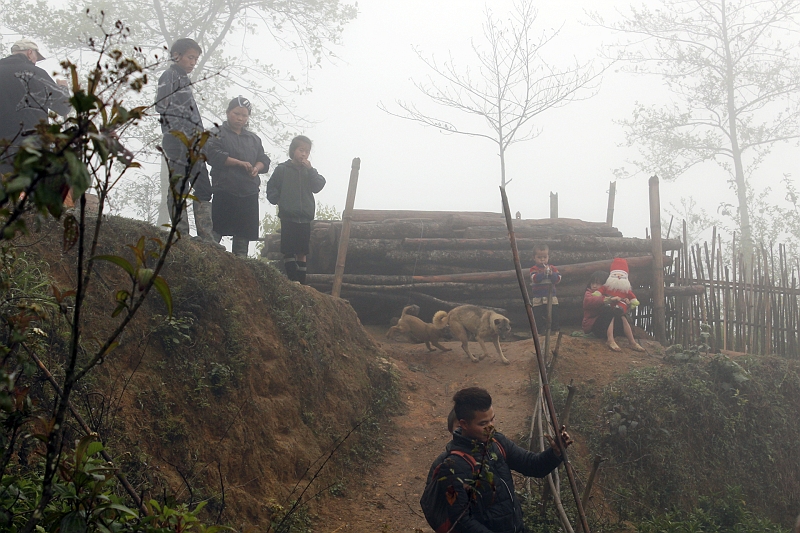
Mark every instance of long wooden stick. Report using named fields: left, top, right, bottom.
left=500, top=186, right=591, bottom=533
left=606, top=181, right=616, bottom=227
left=544, top=282, right=554, bottom=367
left=537, top=384, right=574, bottom=533
left=331, top=158, right=361, bottom=298
left=581, top=455, right=605, bottom=511
left=649, top=176, right=666, bottom=344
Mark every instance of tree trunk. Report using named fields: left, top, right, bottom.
left=306, top=255, right=666, bottom=285
left=380, top=249, right=658, bottom=269
left=400, top=236, right=682, bottom=252
left=721, top=0, right=753, bottom=262
left=350, top=209, right=504, bottom=225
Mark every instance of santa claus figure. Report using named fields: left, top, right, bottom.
left=593, top=258, right=640, bottom=314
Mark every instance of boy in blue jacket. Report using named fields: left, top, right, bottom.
left=266, top=135, right=326, bottom=284
left=434, top=387, right=571, bottom=533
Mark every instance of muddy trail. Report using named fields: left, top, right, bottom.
left=315, top=327, right=664, bottom=532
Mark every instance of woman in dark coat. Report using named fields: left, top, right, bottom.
left=205, top=96, right=270, bottom=256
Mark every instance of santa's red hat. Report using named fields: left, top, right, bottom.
left=610, top=257, right=629, bottom=276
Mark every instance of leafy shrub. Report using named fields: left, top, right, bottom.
left=638, top=486, right=787, bottom=533
left=586, top=354, right=800, bottom=525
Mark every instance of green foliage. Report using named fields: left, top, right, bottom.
left=140, top=500, right=230, bottom=533
left=638, top=487, right=787, bottom=533
left=252, top=261, right=318, bottom=351
left=2, top=436, right=133, bottom=532
left=261, top=205, right=281, bottom=236
left=664, top=324, right=712, bottom=362
left=1, top=436, right=230, bottom=532
left=151, top=314, right=194, bottom=351
left=586, top=354, right=800, bottom=524
left=267, top=499, right=313, bottom=533
left=315, top=202, right=341, bottom=221
left=95, top=235, right=173, bottom=318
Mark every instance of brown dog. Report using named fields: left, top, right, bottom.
left=386, top=305, right=451, bottom=352
left=433, top=305, right=511, bottom=364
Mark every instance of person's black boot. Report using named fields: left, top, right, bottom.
left=296, top=261, right=307, bottom=284
left=283, top=255, right=298, bottom=281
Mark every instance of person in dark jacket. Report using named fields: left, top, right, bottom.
left=0, top=39, right=70, bottom=175
left=266, top=135, right=326, bottom=284
left=438, top=387, right=572, bottom=533
left=155, top=38, right=213, bottom=240
left=205, top=96, right=270, bottom=257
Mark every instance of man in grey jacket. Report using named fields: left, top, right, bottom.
left=0, top=39, right=70, bottom=175
left=155, top=37, right=214, bottom=241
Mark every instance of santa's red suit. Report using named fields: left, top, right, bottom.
left=592, top=258, right=640, bottom=314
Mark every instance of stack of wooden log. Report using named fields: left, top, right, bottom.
left=261, top=210, right=683, bottom=325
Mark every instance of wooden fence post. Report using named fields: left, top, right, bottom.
left=606, top=181, right=616, bottom=226
left=550, top=192, right=558, bottom=219
left=649, top=175, right=667, bottom=344
left=331, top=158, right=361, bottom=298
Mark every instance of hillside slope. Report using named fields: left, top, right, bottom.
left=23, top=216, right=398, bottom=529
left=20, top=215, right=799, bottom=531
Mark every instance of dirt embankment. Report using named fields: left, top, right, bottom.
left=24, top=217, right=398, bottom=529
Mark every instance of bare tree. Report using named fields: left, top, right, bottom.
left=595, top=0, right=800, bottom=260
left=2, top=0, right=355, bottom=228
left=2, top=0, right=357, bottom=144
left=382, top=0, right=600, bottom=189
left=111, top=171, right=161, bottom=223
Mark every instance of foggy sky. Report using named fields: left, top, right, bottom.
left=14, top=0, right=800, bottom=247
left=288, top=0, right=798, bottom=242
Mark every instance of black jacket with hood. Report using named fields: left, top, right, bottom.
left=440, top=428, right=562, bottom=533
left=266, top=159, right=326, bottom=223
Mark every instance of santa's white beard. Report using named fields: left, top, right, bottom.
left=605, top=275, right=631, bottom=292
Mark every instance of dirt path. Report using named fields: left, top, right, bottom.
left=315, top=327, right=664, bottom=532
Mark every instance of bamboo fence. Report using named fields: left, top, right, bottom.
left=650, top=222, right=800, bottom=357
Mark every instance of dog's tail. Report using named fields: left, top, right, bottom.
left=400, top=305, right=416, bottom=318
left=433, top=310, right=449, bottom=328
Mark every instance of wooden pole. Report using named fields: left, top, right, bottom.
left=606, top=181, right=616, bottom=227
left=648, top=175, right=666, bottom=345
left=581, top=455, right=605, bottom=511
left=550, top=192, right=559, bottom=219
left=331, top=158, right=361, bottom=298
left=544, top=282, right=554, bottom=367
left=561, top=380, right=577, bottom=427
left=500, top=186, right=591, bottom=533
left=547, top=331, right=564, bottom=376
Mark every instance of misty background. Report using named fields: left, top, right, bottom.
left=2, top=0, right=798, bottom=252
